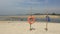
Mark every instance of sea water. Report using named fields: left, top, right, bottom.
left=0, top=16, right=60, bottom=23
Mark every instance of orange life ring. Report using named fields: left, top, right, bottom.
left=28, top=16, right=35, bottom=24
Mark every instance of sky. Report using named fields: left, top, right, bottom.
left=0, top=0, right=60, bottom=15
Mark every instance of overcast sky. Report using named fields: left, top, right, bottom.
left=0, top=0, right=60, bottom=15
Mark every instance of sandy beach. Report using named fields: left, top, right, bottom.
left=0, top=21, right=60, bottom=34
left=0, top=15, right=60, bottom=18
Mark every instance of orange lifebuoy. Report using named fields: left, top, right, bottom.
left=28, top=16, right=35, bottom=24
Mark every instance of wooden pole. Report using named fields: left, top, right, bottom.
left=45, top=11, right=48, bottom=31
left=45, top=0, right=48, bottom=31
left=45, top=19, right=48, bottom=31
left=30, top=24, right=32, bottom=30
left=30, top=0, right=32, bottom=31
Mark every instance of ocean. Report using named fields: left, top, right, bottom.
left=0, top=16, right=60, bottom=23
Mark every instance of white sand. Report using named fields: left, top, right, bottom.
left=0, top=21, right=60, bottom=34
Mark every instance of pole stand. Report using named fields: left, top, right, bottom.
left=45, top=28, right=48, bottom=31
left=30, top=28, right=32, bottom=31
left=30, top=24, right=33, bottom=31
